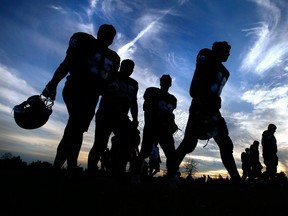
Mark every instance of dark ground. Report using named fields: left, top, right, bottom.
left=1, top=169, right=288, bottom=216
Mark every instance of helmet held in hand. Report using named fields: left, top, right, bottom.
left=13, top=95, right=53, bottom=129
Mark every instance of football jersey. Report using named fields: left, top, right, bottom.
left=64, top=32, right=120, bottom=92
left=262, top=130, right=277, bottom=155
left=143, top=87, right=177, bottom=122
left=190, top=49, right=230, bottom=109
left=98, top=75, right=138, bottom=116
left=117, top=76, right=138, bottom=114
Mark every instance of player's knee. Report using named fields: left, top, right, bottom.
left=180, top=137, right=197, bottom=153
left=216, top=135, right=234, bottom=152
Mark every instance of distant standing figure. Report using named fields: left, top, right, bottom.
left=170, top=41, right=241, bottom=182
left=131, top=74, right=178, bottom=183
left=261, top=124, right=278, bottom=181
left=249, top=140, right=263, bottom=179
left=241, top=148, right=251, bottom=180
left=149, top=143, right=161, bottom=176
left=42, top=24, right=120, bottom=172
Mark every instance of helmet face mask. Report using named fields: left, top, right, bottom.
left=13, top=95, right=53, bottom=129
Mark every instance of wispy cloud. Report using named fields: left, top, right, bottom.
left=240, top=0, right=288, bottom=75
left=47, top=5, right=67, bottom=14
left=0, top=64, right=37, bottom=105
left=117, top=8, right=173, bottom=57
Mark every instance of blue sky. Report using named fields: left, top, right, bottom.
left=0, top=0, right=287, bottom=177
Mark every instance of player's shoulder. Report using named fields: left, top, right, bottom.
left=70, top=32, right=95, bottom=41
left=262, top=130, right=269, bottom=136
left=145, top=87, right=159, bottom=93
left=168, top=92, right=177, bottom=102
left=144, top=87, right=159, bottom=97
left=103, top=46, right=120, bottom=62
left=198, top=48, right=212, bottom=56
left=128, top=77, right=139, bottom=86
left=68, top=32, right=95, bottom=49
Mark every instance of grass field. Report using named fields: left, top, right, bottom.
left=1, top=168, right=288, bottom=216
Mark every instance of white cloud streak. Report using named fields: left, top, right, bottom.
left=117, top=8, right=173, bottom=56
left=240, top=0, right=288, bottom=75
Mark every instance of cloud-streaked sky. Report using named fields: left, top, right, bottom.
left=1, top=0, right=288, bottom=177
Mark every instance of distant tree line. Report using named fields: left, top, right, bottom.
left=0, top=152, right=52, bottom=171
left=1, top=152, right=287, bottom=185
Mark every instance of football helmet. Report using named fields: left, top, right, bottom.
left=13, top=95, right=53, bottom=129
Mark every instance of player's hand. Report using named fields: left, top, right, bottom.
left=42, top=81, right=57, bottom=101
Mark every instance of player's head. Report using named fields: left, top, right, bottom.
left=97, top=24, right=116, bottom=47
left=212, top=41, right=231, bottom=62
left=119, top=59, right=135, bottom=77
left=160, top=74, right=172, bottom=90
left=268, top=123, right=277, bottom=132
left=253, top=140, right=259, bottom=146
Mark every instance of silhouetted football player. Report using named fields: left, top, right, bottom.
left=42, top=24, right=120, bottom=172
